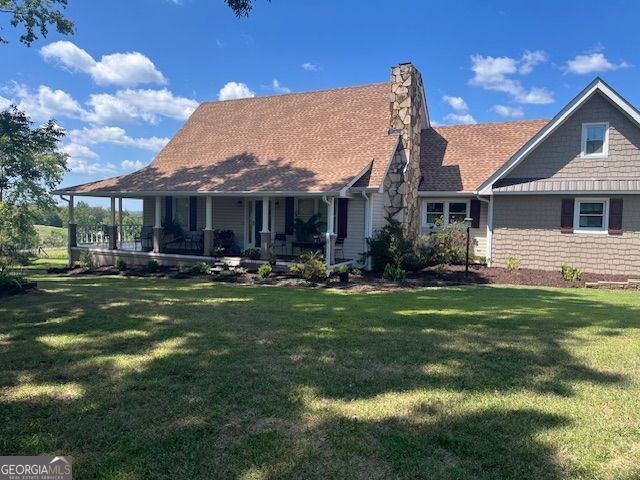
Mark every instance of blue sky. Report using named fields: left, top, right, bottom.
left=2, top=0, right=638, bottom=206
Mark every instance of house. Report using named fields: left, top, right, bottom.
left=55, top=63, right=640, bottom=276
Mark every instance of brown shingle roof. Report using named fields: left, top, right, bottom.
left=419, top=120, right=549, bottom=192
left=57, top=83, right=399, bottom=195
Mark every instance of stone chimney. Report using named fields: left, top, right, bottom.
left=385, top=62, right=427, bottom=240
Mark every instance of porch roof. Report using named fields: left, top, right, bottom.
left=54, top=83, right=399, bottom=196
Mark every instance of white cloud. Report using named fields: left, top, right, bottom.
left=302, top=62, right=319, bottom=72
left=492, top=104, right=524, bottom=117
left=121, top=159, right=146, bottom=170
left=271, top=79, right=291, bottom=94
left=443, top=113, right=477, bottom=125
left=40, top=41, right=167, bottom=87
left=68, top=126, right=169, bottom=152
left=0, top=95, right=11, bottom=110
left=470, top=52, right=554, bottom=104
left=85, top=88, right=199, bottom=124
left=11, top=84, right=84, bottom=121
left=218, top=81, right=255, bottom=101
left=61, top=143, right=116, bottom=174
left=564, top=52, right=631, bottom=75
left=442, top=95, right=468, bottom=112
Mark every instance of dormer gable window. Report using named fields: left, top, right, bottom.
left=581, top=122, right=609, bottom=158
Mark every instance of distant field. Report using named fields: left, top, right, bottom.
left=34, top=224, right=67, bottom=248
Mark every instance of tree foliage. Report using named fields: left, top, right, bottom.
left=0, top=0, right=74, bottom=46
left=224, top=0, right=270, bottom=17
left=0, top=106, right=66, bottom=256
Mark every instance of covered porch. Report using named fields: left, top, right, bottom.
left=65, top=192, right=369, bottom=269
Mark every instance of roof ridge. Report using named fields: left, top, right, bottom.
left=201, top=81, right=389, bottom=105
left=432, top=119, right=549, bottom=129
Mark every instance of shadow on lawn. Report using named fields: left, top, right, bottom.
left=0, top=276, right=636, bottom=478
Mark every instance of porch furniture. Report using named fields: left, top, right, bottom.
left=291, top=240, right=325, bottom=255
left=274, top=233, right=288, bottom=255
left=135, top=226, right=154, bottom=251
left=163, top=231, right=204, bottom=254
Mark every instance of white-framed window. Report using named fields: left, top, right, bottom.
left=581, top=122, right=609, bottom=158
left=174, top=197, right=189, bottom=228
left=574, top=198, right=608, bottom=233
left=422, top=200, right=470, bottom=229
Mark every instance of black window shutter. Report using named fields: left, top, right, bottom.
left=470, top=199, right=481, bottom=228
left=560, top=199, right=574, bottom=234
left=189, top=196, right=198, bottom=231
left=164, top=196, right=173, bottom=224
left=284, top=197, right=294, bottom=235
left=608, top=198, right=623, bottom=235
left=337, top=198, right=349, bottom=239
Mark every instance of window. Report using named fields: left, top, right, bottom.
left=574, top=199, right=608, bottom=233
left=174, top=197, right=189, bottom=228
left=581, top=122, right=609, bottom=158
left=423, top=200, right=469, bottom=228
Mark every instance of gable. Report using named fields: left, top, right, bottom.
left=504, top=92, right=640, bottom=181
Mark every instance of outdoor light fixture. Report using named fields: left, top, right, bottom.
left=464, top=217, right=473, bottom=275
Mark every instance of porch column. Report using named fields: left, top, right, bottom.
left=325, top=197, right=336, bottom=267
left=109, top=196, right=118, bottom=250
left=260, top=195, right=271, bottom=259
left=118, top=197, right=123, bottom=247
left=153, top=195, right=162, bottom=253
left=68, top=194, right=77, bottom=247
left=204, top=196, right=214, bottom=256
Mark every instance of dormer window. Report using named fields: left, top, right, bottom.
left=581, top=122, right=609, bottom=158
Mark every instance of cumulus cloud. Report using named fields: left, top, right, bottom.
left=121, top=159, right=146, bottom=170
left=564, top=52, right=631, bottom=75
left=443, top=113, right=477, bottom=125
left=85, top=88, right=198, bottom=124
left=302, top=62, right=319, bottom=72
left=40, top=41, right=167, bottom=87
left=68, top=126, right=169, bottom=152
left=470, top=51, right=554, bottom=104
left=492, top=104, right=524, bottom=117
left=218, top=82, right=255, bottom=101
left=10, top=83, right=84, bottom=121
left=271, top=79, right=291, bottom=94
left=61, top=143, right=116, bottom=174
left=0, top=95, right=12, bottom=110
left=442, top=95, right=468, bottom=112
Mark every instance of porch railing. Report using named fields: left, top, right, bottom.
left=77, top=224, right=143, bottom=247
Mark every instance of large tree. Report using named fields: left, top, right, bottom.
left=225, top=0, right=269, bottom=17
left=0, top=0, right=74, bottom=46
left=0, top=107, right=67, bottom=254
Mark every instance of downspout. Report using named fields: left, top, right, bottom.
left=475, top=193, right=493, bottom=267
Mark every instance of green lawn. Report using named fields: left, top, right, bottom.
left=1, top=267, right=639, bottom=479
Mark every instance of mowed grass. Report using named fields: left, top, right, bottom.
left=1, top=267, right=640, bottom=479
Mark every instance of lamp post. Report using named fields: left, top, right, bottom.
left=464, top=217, right=473, bottom=275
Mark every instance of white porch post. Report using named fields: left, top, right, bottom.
left=324, top=196, right=336, bottom=267
left=118, top=197, right=123, bottom=247
left=67, top=194, right=76, bottom=267
left=153, top=195, right=162, bottom=253
left=260, top=195, right=271, bottom=259
left=109, top=196, right=117, bottom=249
left=204, top=196, right=214, bottom=256
left=486, top=196, right=494, bottom=267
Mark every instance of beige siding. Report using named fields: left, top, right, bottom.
left=142, top=197, right=155, bottom=226
left=419, top=198, right=488, bottom=259
left=212, top=197, right=245, bottom=246
left=341, top=197, right=366, bottom=263
left=492, top=195, right=640, bottom=275
left=371, top=192, right=387, bottom=234
left=507, top=92, right=640, bottom=180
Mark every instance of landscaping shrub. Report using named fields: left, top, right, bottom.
left=505, top=255, right=521, bottom=271
left=179, top=261, right=189, bottom=273
left=115, top=259, right=127, bottom=271
left=213, top=229, right=236, bottom=254
left=293, top=214, right=325, bottom=241
left=258, top=264, right=272, bottom=279
left=425, top=222, right=475, bottom=265
left=364, top=219, right=428, bottom=272
left=242, top=248, right=261, bottom=260
left=209, top=246, right=225, bottom=257
left=382, top=263, right=405, bottom=282
left=190, top=262, right=210, bottom=274
left=561, top=264, right=582, bottom=282
left=0, top=260, right=27, bottom=290
left=289, top=251, right=328, bottom=283
left=268, top=249, right=278, bottom=266
left=350, top=267, right=363, bottom=276
left=146, top=260, right=158, bottom=273
left=76, top=250, right=94, bottom=268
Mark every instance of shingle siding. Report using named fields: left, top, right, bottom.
left=506, top=92, right=640, bottom=180
left=492, top=195, right=640, bottom=275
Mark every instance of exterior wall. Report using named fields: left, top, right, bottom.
left=341, top=197, right=366, bottom=263
left=507, top=92, right=640, bottom=180
left=371, top=192, right=387, bottom=234
left=492, top=195, right=640, bottom=275
left=419, top=198, right=488, bottom=259
left=142, top=197, right=155, bottom=226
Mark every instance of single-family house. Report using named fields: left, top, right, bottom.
left=55, top=63, right=640, bottom=275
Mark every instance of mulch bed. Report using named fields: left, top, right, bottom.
left=47, top=264, right=633, bottom=290
left=0, top=281, right=38, bottom=298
